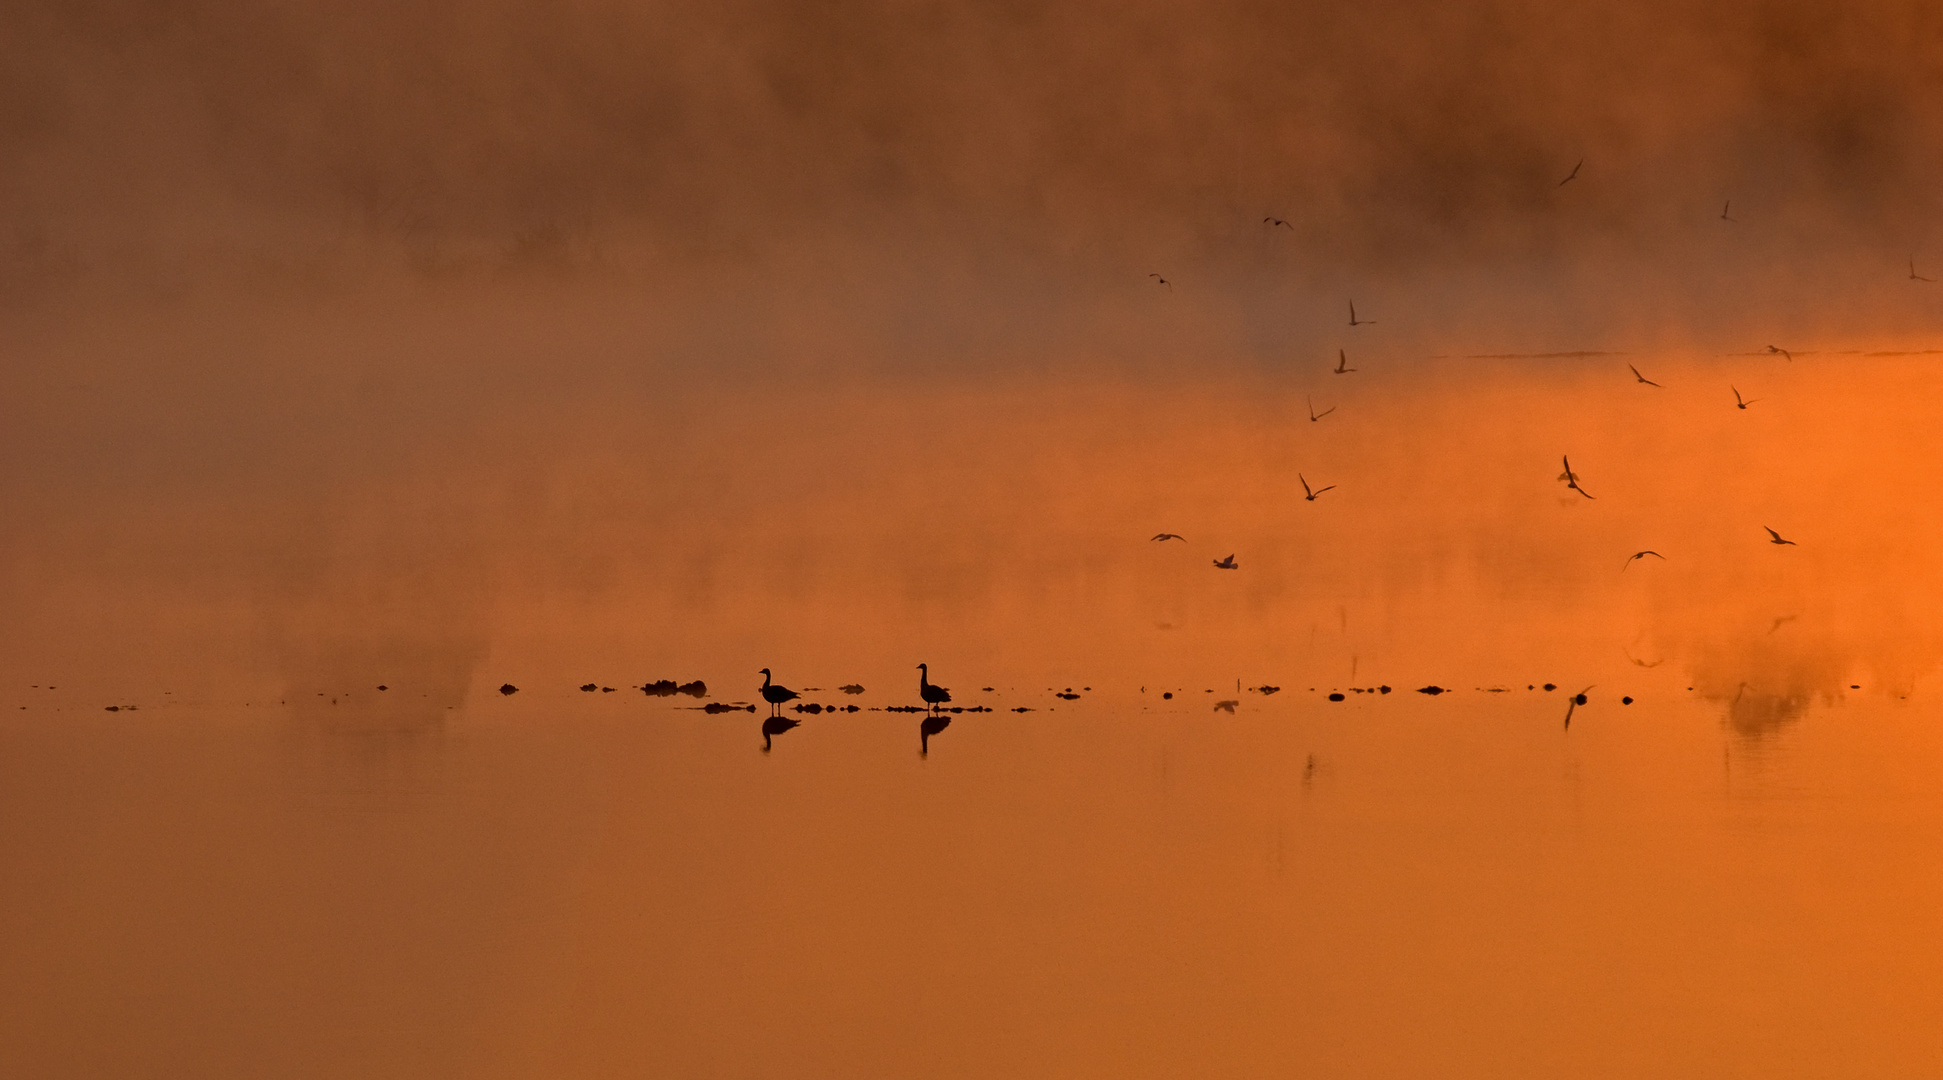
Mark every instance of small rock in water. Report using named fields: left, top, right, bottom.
left=580, top=683, right=598, bottom=692
left=1255, top=685, right=1281, bottom=695
left=1327, top=693, right=1345, bottom=702
left=839, top=684, right=866, bottom=694
left=377, top=685, right=388, bottom=691
left=499, top=684, right=519, bottom=696
left=1162, top=692, right=1173, bottom=699
left=1622, top=696, right=1634, bottom=705
left=1417, top=685, right=1446, bottom=695
left=1378, top=686, right=1392, bottom=694
left=1542, top=683, right=1557, bottom=691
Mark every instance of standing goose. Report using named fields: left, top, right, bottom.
left=917, top=663, right=952, bottom=713
left=758, top=668, right=800, bottom=717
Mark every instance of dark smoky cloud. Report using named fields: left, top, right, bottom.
left=5, top=0, right=1943, bottom=293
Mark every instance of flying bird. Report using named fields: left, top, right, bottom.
left=1558, top=159, right=1583, bottom=186
left=1721, top=201, right=1736, bottom=222
left=1307, top=395, right=1335, bottom=422
left=1151, top=533, right=1185, bottom=542
left=917, top=663, right=952, bottom=712
left=1334, top=349, right=1356, bottom=374
left=1349, top=300, right=1374, bottom=326
left=1148, top=273, right=1171, bottom=290
left=1628, top=363, right=1662, bottom=387
left=1263, top=217, right=1293, bottom=230
left=758, top=668, right=800, bottom=717
left=1623, top=550, right=1665, bottom=571
left=1766, top=345, right=1791, bottom=361
left=1213, top=554, right=1239, bottom=569
left=1300, top=474, right=1335, bottom=501
left=1912, top=257, right=1935, bottom=282
left=1733, top=386, right=1757, bottom=410
left=1764, top=527, right=1796, bottom=546
left=1558, top=455, right=1595, bottom=499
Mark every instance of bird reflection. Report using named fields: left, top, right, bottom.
left=760, top=715, right=799, bottom=752
left=919, top=714, right=950, bottom=755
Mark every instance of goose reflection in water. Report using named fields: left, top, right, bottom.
left=760, top=715, right=800, bottom=752
left=919, top=714, right=951, bottom=756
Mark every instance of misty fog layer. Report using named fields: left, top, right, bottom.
left=7, top=1, right=1943, bottom=309
left=6, top=2, right=1943, bottom=719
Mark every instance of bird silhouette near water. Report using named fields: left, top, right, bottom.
left=1563, top=686, right=1594, bottom=729
left=917, top=663, right=952, bottom=712
left=758, top=668, right=799, bottom=717
left=1213, top=554, right=1238, bottom=569
left=1559, top=455, right=1594, bottom=499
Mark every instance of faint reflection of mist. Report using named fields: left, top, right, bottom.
left=1721, top=687, right=1813, bottom=737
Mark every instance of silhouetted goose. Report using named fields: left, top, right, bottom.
left=920, top=714, right=951, bottom=755
left=760, top=715, right=799, bottom=752
left=917, top=663, right=952, bottom=712
left=1263, top=217, right=1293, bottom=230
left=1213, top=554, right=1238, bottom=569
left=758, top=668, right=799, bottom=717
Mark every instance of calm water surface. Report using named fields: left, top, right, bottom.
left=4, top=685, right=1941, bottom=1078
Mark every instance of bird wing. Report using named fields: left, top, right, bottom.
left=1317, top=407, right=1335, bottom=418
left=1315, top=485, right=1335, bottom=495
left=1765, top=527, right=1782, bottom=541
